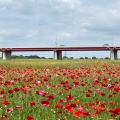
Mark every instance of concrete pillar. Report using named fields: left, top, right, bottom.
left=110, top=50, right=118, bottom=60
left=54, top=51, right=57, bottom=60
left=53, top=50, right=62, bottom=60
left=2, top=51, right=12, bottom=60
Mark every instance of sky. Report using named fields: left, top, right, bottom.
left=0, top=0, right=120, bottom=58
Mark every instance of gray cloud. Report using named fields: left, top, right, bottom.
left=0, top=0, right=120, bottom=57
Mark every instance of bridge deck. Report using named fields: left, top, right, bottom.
left=0, top=47, right=120, bottom=52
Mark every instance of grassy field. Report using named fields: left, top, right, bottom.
left=0, top=59, right=120, bottom=120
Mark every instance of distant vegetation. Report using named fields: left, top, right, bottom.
left=11, top=55, right=110, bottom=60
left=12, top=55, right=45, bottom=59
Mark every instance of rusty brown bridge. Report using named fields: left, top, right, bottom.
left=0, top=46, right=120, bottom=60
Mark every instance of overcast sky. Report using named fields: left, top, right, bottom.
left=0, top=0, right=120, bottom=58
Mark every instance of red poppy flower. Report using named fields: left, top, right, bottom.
left=70, top=103, right=77, bottom=108
left=2, top=114, right=8, bottom=120
left=41, top=100, right=49, bottom=107
left=109, top=107, right=120, bottom=115
left=6, top=108, right=13, bottom=113
left=4, top=80, right=13, bottom=85
left=96, top=89, right=101, bottom=95
left=59, top=99, right=66, bottom=104
left=46, top=93, right=54, bottom=100
left=101, top=92, right=105, bottom=96
left=0, top=76, right=2, bottom=81
left=82, top=111, right=90, bottom=117
left=110, top=101, right=115, bottom=105
left=36, top=90, right=46, bottom=96
left=66, top=94, right=74, bottom=101
left=16, top=105, right=22, bottom=109
left=61, top=80, right=68, bottom=85
left=30, top=101, right=37, bottom=106
left=26, top=116, right=34, bottom=120
left=29, top=77, right=34, bottom=81
left=86, top=93, right=90, bottom=97
left=43, top=76, right=48, bottom=81
left=70, top=75, right=75, bottom=79
left=103, top=77, right=108, bottom=82
left=100, top=102, right=106, bottom=107
left=65, top=105, right=73, bottom=112
left=88, top=89, right=92, bottom=93
left=14, top=88, right=20, bottom=92
left=57, top=111, right=62, bottom=114
left=54, top=104, right=60, bottom=108
left=73, top=110, right=81, bottom=117
left=78, top=107, right=83, bottom=112
left=108, top=94, right=112, bottom=98
left=8, top=89, right=14, bottom=94
left=114, top=87, right=120, bottom=92
left=73, top=81, right=79, bottom=86
left=2, top=100, right=9, bottom=105
left=0, top=90, right=5, bottom=94
left=88, top=102, right=95, bottom=106
left=114, top=107, right=120, bottom=114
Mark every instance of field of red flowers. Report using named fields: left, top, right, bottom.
left=0, top=59, right=120, bottom=120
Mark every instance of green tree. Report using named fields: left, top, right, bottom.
left=104, top=57, right=110, bottom=59
left=80, top=57, right=84, bottom=59
left=85, top=57, right=88, bottom=59
left=63, top=56, right=68, bottom=59
left=69, top=57, right=74, bottom=60
left=92, top=56, right=97, bottom=59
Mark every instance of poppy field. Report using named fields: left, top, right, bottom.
left=0, top=59, right=120, bottom=120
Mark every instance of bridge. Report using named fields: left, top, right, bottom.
left=0, top=46, right=120, bottom=60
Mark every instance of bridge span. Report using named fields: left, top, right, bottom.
left=0, top=46, right=120, bottom=60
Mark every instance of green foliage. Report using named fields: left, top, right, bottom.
left=92, top=56, right=97, bottom=59
left=63, top=56, right=68, bottom=59
left=104, top=57, right=110, bottom=59
left=12, top=55, right=41, bottom=59
left=85, top=57, right=88, bottom=59
left=80, top=57, right=84, bottom=59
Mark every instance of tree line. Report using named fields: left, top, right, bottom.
left=11, top=55, right=110, bottom=59
left=12, top=55, right=46, bottom=59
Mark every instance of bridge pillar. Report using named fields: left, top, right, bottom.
left=54, top=50, right=62, bottom=60
left=110, top=50, right=118, bottom=60
left=2, top=51, right=12, bottom=60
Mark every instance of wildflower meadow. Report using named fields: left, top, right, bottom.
left=0, top=59, right=120, bottom=120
